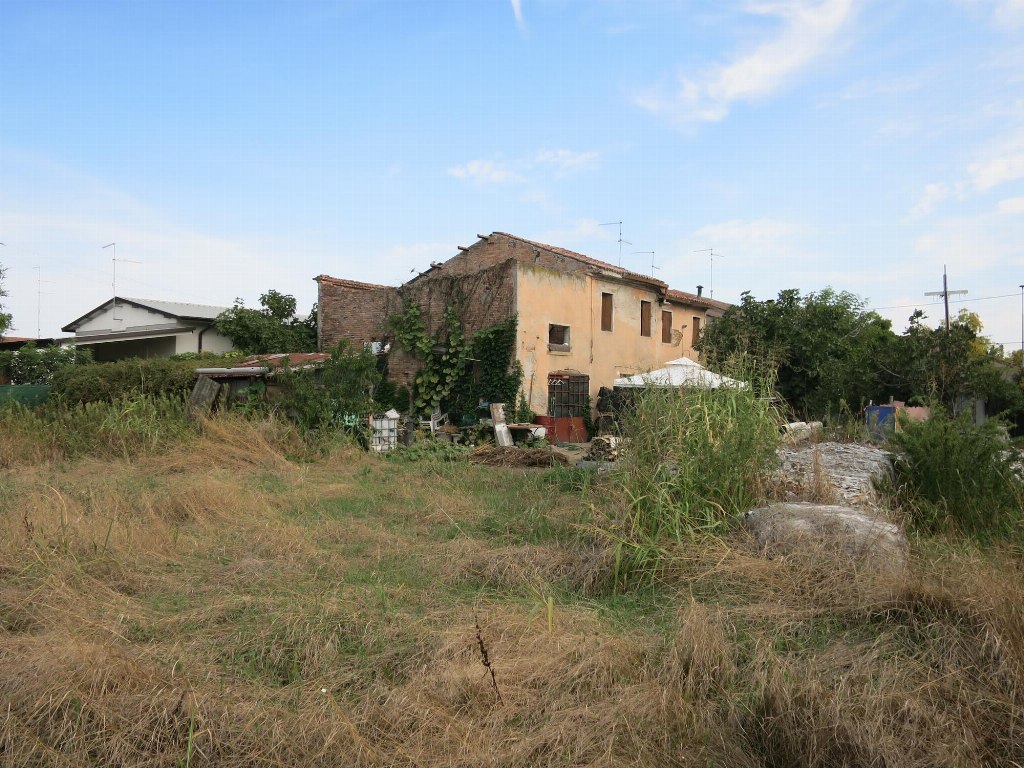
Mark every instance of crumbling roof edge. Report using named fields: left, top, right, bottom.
left=315, top=274, right=392, bottom=290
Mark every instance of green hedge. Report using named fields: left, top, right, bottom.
left=51, top=357, right=206, bottom=404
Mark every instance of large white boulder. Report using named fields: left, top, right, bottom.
left=742, top=502, right=907, bottom=574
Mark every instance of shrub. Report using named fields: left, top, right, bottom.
left=883, top=408, right=1023, bottom=540
left=50, top=355, right=236, bottom=404
left=611, top=362, right=781, bottom=583
left=276, top=341, right=381, bottom=433
left=0, top=343, right=92, bottom=384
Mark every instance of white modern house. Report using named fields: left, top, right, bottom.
left=61, top=297, right=236, bottom=361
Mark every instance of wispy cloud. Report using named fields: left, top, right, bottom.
left=911, top=124, right=1024, bottom=217
left=510, top=0, right=525, bottom=30
left=534, top=148, right=601, bottom=175
left=447, top=159, right=524, bottom=185
left=447, top=148, right=601, bottom=187
left=994, top=0, right=1024, bottom=27
left=637, top=0, right=858, bottom=124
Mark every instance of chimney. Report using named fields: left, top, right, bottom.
left=696, top=285, right=704, bottom=297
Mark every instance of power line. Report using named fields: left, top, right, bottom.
left=870, top=292, right=1017, bottom=311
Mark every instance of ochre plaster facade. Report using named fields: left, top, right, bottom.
left=317, top=232, right=728, bottom=416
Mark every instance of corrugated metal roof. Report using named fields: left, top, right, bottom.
left=121, top=297, right=232, bottom=320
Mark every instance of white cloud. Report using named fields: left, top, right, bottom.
left=510, top=0, right=525, bottom=30
left=446, top=160, right=524, bottom=185
left=969, top=148, right=1024, bottom=190
left=693, top=217, right=803, bottom=249
left=993, top=0, right=1024, bottom=28
left=534, top=148, right=601, bottom=175
left=910, top=181, right=968, bottom=218
left=997, top=195, right=1024, bottom=213
left=638, top=0, right=858, bottom=124
left=448, top=148, right=601, bottom=187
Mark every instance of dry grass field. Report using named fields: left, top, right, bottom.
left=2, top=415, right=1023, bottom=766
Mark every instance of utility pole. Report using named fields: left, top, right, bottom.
left=600, top=221, right=631, bottom=266
left=693, top=248, right=724, bottom=298
left=924, top=265, right=967, bottom=330
left=1019, top=284, right=1023, bottom=366
left=34, top=266, right=54, bottom=339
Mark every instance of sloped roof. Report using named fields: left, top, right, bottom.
left=494, top=232, right=667, bottom=288
left=62, top=296, right=232, bottom=332
left=665, top=289, right=731, bottom=311
left=121, top=297, right=231, bottom=320
left=315, top=275, right=390, bottom=290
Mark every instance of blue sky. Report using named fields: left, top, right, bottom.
left=1, top=0, right=1022, bottom=349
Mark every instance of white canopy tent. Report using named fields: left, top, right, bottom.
left=612, top=357, right=746, bottom=390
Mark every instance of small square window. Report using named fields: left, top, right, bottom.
left=548, top=324, right=571, bottom=351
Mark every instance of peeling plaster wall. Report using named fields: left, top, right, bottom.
left=515, top=264, right=710, bottom=414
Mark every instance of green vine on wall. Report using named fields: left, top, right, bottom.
left=389, top=302, right=522, bottom=422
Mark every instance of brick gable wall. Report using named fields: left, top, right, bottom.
left=317, top=258, right=517, bottom=387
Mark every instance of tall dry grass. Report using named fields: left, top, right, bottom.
left=2, top=406, right=1023, bottom=766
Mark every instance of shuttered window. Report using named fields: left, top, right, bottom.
left=640, top=301, right=652, bottom=337
left=601, top=293, right=613, bottom=331
left=662, top=310, right=673, bottom=343
left=691, top=316, right=702, bottom=347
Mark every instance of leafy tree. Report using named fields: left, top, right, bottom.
left=214, top=290, right=316, bottom=355
left=277, top=341, right=381, bottom=432
left=0, top=343, right=93, bottom=385
left=0, top=263, right=12, bottom=338
left=894, top=309, right=1024, bottom=415
left=699, top=288, right=899, bottom=417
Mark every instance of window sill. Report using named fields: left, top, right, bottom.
left=547, top=345, right=571, bottom=354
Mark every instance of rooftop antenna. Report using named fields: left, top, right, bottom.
left=34, top=266, right=55, bottom=339
left=924, top=264, right=967, bottom=330
left=632, top=251, right=659, bottom=278
left=693, top=248, right=724, bottom=298
left=104, top=243, right=142, bottom=321
left=600, top=221, right=631, bottom=266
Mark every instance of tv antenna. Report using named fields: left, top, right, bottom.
left=104, top=243, right=142, bottom=320
left=693, top=248, right=724, bottom=298
left=600, top=221, right=631, bottom=266
left=632, top=251, right=659, bottom=278
left=924, top=264, right=967, bottom=330
left=34, top=266, right=55, bottom=339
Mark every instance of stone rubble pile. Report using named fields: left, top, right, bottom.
left=776, top=441, right=892, bottom=507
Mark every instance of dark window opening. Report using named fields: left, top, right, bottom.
left=548, top=372, right=589, bottom=417
left=601, top=293, right=613, bottom=331
left=548, top=324, right=571, bottom=351
left=640, top=301, right=652, bottom=337
left=661, top=310, right=673, bottom=343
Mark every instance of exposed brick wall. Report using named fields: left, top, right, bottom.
left=317, top=258, right=517, bottom=388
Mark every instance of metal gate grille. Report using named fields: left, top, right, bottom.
left=547, top=372, right=589, bottom=417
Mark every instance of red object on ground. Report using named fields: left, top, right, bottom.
left=533, top=416, right=587, bottom=444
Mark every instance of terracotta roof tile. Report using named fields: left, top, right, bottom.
left=493, top=232, right=668, bottom=288
left=315, top=275, right=390, bottom=290
left=666, top=289, right=731, bottom=311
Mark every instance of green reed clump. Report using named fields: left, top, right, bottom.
left=882, top=408, right=1023, bottom=541
left=611, top=360, right=782, bottom=583
left=0, top=393, right=194, bottom=464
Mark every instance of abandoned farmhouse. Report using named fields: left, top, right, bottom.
left=316, top=232, right=728, bottom=417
